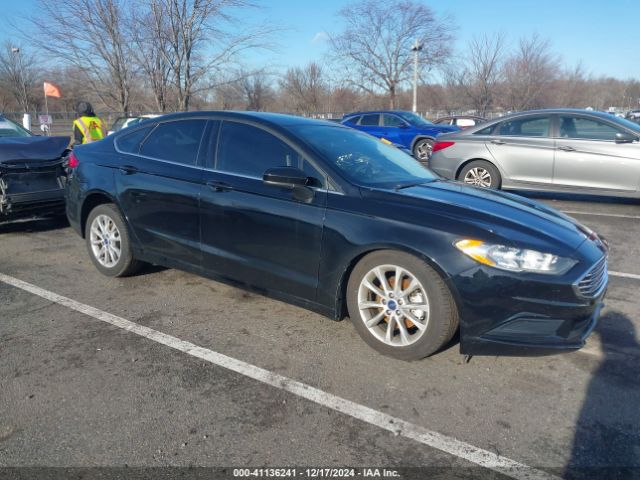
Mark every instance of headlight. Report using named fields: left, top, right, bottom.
left=455, top=239, right=576, bottom=275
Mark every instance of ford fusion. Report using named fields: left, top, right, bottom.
left=65, top=112, right=608, bottom=360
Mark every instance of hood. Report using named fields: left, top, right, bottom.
left=365, top=180, right=590, bottom=252
left=0, top=136, right=70, bottom=163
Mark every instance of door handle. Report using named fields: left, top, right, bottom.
left=119, top=165, right=139, bottom=175
left=490, top=140, right=505, bottom=145
left=206, top=180, right=233, bottom=192
left=557, top=145, right=575, bottom=152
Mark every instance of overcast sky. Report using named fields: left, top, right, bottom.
left=3, top=0, right=639, bottom=80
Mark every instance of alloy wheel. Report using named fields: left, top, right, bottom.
left=357, top=264, right=430, bottom=347
left=89, top=214, right=122, bottom=268
left=415, top=140, right=433, bottom=161
left=463, top=167, right=492, bottom=188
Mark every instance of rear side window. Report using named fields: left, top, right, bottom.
left=497, top=117, right=550, bottom=137
left=359, top=114, right=380, bottom=126
left=139, top=120, right=206, bottom=165
left=217, top=121, right=315, bottom=181
left=116, top=126, right=153, bottom=154
left=474, top=124, right=495, bottom=135
left=343, top=116, right=360, bottom=125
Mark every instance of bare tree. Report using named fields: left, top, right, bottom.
left=130, top=2, right=174, bottom=112
left=148, top=0, right=273, bottom=111
left=447, top=34, right=505, bottom=116
left=0, top=43, right=39, bottom=112
left=502, top=34, right=560, bottom=111
left=27, top=0, right=134, bottom=113
left=279, top=62, right=327, bottom=113
left=239, top=71, right=273, bottom=111
left=329, top=0, right=453, bottom=108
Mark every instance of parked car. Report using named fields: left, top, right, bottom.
left=107, top=114, right=159, bottom=135
left=433, top=115, right=486, bottom=130
left=625, top=109, right=640, bottom=120
left=66, top=112, right=607, bottom=360
left=430, top=109, right=640, bottom=198
left=341, top=110, right=459, bottom=163
left=0, top=115, right=69, bottom=221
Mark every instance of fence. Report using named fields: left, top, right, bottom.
left=3, top=109, right=505, bottom=137
left=2, top=111, right=141, bottom=137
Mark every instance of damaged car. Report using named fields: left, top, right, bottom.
left=0, top=115, right=69, bottom=221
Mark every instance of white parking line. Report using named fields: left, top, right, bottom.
left=562, top=210, right=640, bottom=220
left=0, top=272, right=560, bottom=480
left=610, top=271, right=640, bottom=280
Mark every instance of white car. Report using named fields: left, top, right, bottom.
left=107, top=114, right=159, bottom=135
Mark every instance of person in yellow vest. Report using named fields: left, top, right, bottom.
left=72, top=101, right=106, bottom=145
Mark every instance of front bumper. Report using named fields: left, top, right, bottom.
left=453, top=256, right=607, bottom=356
left=458, top=293, right=604, bottom=356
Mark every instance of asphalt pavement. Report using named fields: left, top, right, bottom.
left=1, top=193, right=639, bottom=480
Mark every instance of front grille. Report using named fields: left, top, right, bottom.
left=576, top=256, right=608, bottom=298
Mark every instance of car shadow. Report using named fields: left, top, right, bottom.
left=565, top=311, right=640, bottom=479
left=0, top=214, right=69, bottom=234
left=132, top=263, right=168, bottom=276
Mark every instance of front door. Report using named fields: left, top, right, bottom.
left=553, top=115, right=640, bottom=193
left=200, top=120, right=327, bottom=301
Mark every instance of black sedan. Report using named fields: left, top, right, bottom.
left=1, top=115, right=69, bottom=221
left=65, top=112, right=608, bottom=360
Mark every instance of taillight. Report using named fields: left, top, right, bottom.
left=432, top=141, right=455, bottom=154
left=68, top=152, right=79, bottom=168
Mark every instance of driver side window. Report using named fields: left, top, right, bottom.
left=216, top=121, right=325, bottom=187
left=382, top=114, right=406, bottom=127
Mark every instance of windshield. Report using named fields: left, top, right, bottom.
left=397, top=111, right=433, bottom=127
left=0, top=118, right=32, bottom=137
left=293, top=125, right=437, bottom=188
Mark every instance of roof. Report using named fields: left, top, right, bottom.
left=145, top=110, right=338, bottom=128
left=342, top=110, right=414, bottom=117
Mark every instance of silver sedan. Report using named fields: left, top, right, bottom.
left=429, top=109, right=640, bottom=198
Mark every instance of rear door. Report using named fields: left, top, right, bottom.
left=200, top=120, right=328, bottom=300
left=115, top=119, right=208, bottom=267
left=553, top=115, right=640, bottom=192
left=484, top=115, right=554, bottom=185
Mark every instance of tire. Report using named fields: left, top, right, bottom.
left=413, top=138, right=435, bottom=165
left=346, top=250, right=459, bottom=360
left=85, top=203, right=142, bottom=277
left=458, top=160, right=501, bottom=189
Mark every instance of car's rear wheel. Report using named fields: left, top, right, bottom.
left=413, top=138, right=435, bottom=165
left=85, top=203, right=141, bottom=277
left=346, top=250, right=459, bottom=360
left=458, top=160, right=501, bottom=189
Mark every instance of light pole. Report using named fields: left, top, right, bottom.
left=411, top=39, right=422, bottom=113
left=11, top=47, right=29, bottom=113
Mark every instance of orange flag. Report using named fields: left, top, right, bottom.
left=43, top=81, right=62, bottom=98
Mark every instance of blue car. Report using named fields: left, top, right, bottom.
left=341, top=110, right=460, bottom=163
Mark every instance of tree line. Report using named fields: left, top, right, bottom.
left=1, top=0, right=638, bottom=118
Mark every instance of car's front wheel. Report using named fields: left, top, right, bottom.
left=458, top=160, right=501, bottom=189
left=413, top=138, right=435, bottom=165
left=346, top=250, right=459, bottom=360
left=85, top=203, right=142, bottom=277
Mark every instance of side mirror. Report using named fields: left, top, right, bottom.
left=399, top=123, right=409, bottom=129
left=263, top=167, right=309, bottom=188
left=615, top=132, right=637, bottom=143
